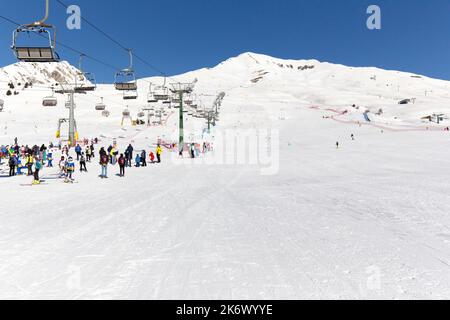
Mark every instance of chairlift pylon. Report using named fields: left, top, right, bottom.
left=12, top=0, right=60, bottom=62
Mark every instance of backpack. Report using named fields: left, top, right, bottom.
left=9, top=157, right=15, bottom=166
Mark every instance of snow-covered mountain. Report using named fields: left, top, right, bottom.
left=2, top=53, right=450, bottom=299
left=1, top=52, right=450, bottom=138
left=0, top=61, right=91, bottom=93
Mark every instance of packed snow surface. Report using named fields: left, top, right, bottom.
left=1, top=53, right=450, bottom=299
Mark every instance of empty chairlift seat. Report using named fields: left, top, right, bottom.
left=15, top=47, right=59, bottom=62
left=115, top=82, right=138, bottom=91
left=95, top=103, right=106, bottom=111
left=43, top=96, right=57, bottom=107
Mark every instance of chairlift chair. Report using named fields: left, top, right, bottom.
left=122, top=108, right=131, bottom=117
left=153, top=78, right=169, bottom=101
left=123, top=90, right=138, bottom=100
left=75, top=54, right=96, bottom=92
left=115, top=49, right=138, bottom=93
left=11, top=0, right=60, bottom=63
left=154, top=86, right=169, bottom=101
left=43, top=89, right=57, bottom=107
left=95, top=97, right=106, bottom=111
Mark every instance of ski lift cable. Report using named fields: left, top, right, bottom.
left=55, top=0, right=179, bottom=82
left=1, top=12, right=196, bottom=93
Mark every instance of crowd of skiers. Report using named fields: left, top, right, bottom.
left=1, top=137, right=213, bottom=184
left=96, top=143, right=163, bottom=179
left=0, top=143, right=50, bottom=184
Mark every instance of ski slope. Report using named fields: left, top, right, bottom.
left=1, top=53, right=450, bottom=299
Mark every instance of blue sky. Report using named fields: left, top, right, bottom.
left=1, top=0, right=450, bottom=82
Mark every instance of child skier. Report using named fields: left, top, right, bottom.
left=135, top=153, right=141, bottom=168
left=47, top=151, right=53, bottom=167
left=149, top=151, right=155, bottom=164
left=65, top=157, right=75, bottom=183
left=33, top=156, right=42, bottom=185
left=16, top=157, right=23, bottom=175
left=80, top=153, right=88, bottom=172
left=58, top=156, right=67, bottom=178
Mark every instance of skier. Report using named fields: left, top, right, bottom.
left=126, top=144, right=134, bottom=167
left=118, top=154, right=126, bottom=177
left=80, top=153, right=87, bottom=172
left=90, top=144, right=95, bottom=159
left=135, top=153, right=141, bottom=168
left=107, top=145, right=113, bottom=164
left=156, top=144, right=162, bottom=163
left=65, top=157, right=75, bottom=183
left=110, top=146, right=118, bottom=165
left=25, top=153, right=33, bottom=176
left=141, top=150, right=147, bottom=167
left=336, top=142, right=339, bottom=149
left=99, top=152, right=109, bottom=179
left=33, top=156, right=42, bottom=185
left=47, top=151, right=53, bottom=167
left=351, top=134, right=355, bottom=141
left=149, top=151, right=155, bottom=164
left=8, top=154, right=17, bottom=176
left=74, top=144, right=82, bottom=161
left=85, top=146, right=92, bottom=162
left=16, top=157, right=23, bottom=175
left=58, top=156, right=67, bottom=178
left=190, top=143, right=195, bottom=159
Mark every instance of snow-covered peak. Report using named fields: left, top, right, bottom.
left=0, top=61, right=89, bottom=88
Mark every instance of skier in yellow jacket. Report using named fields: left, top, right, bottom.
left=156, top=144, right=162, bottom=163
